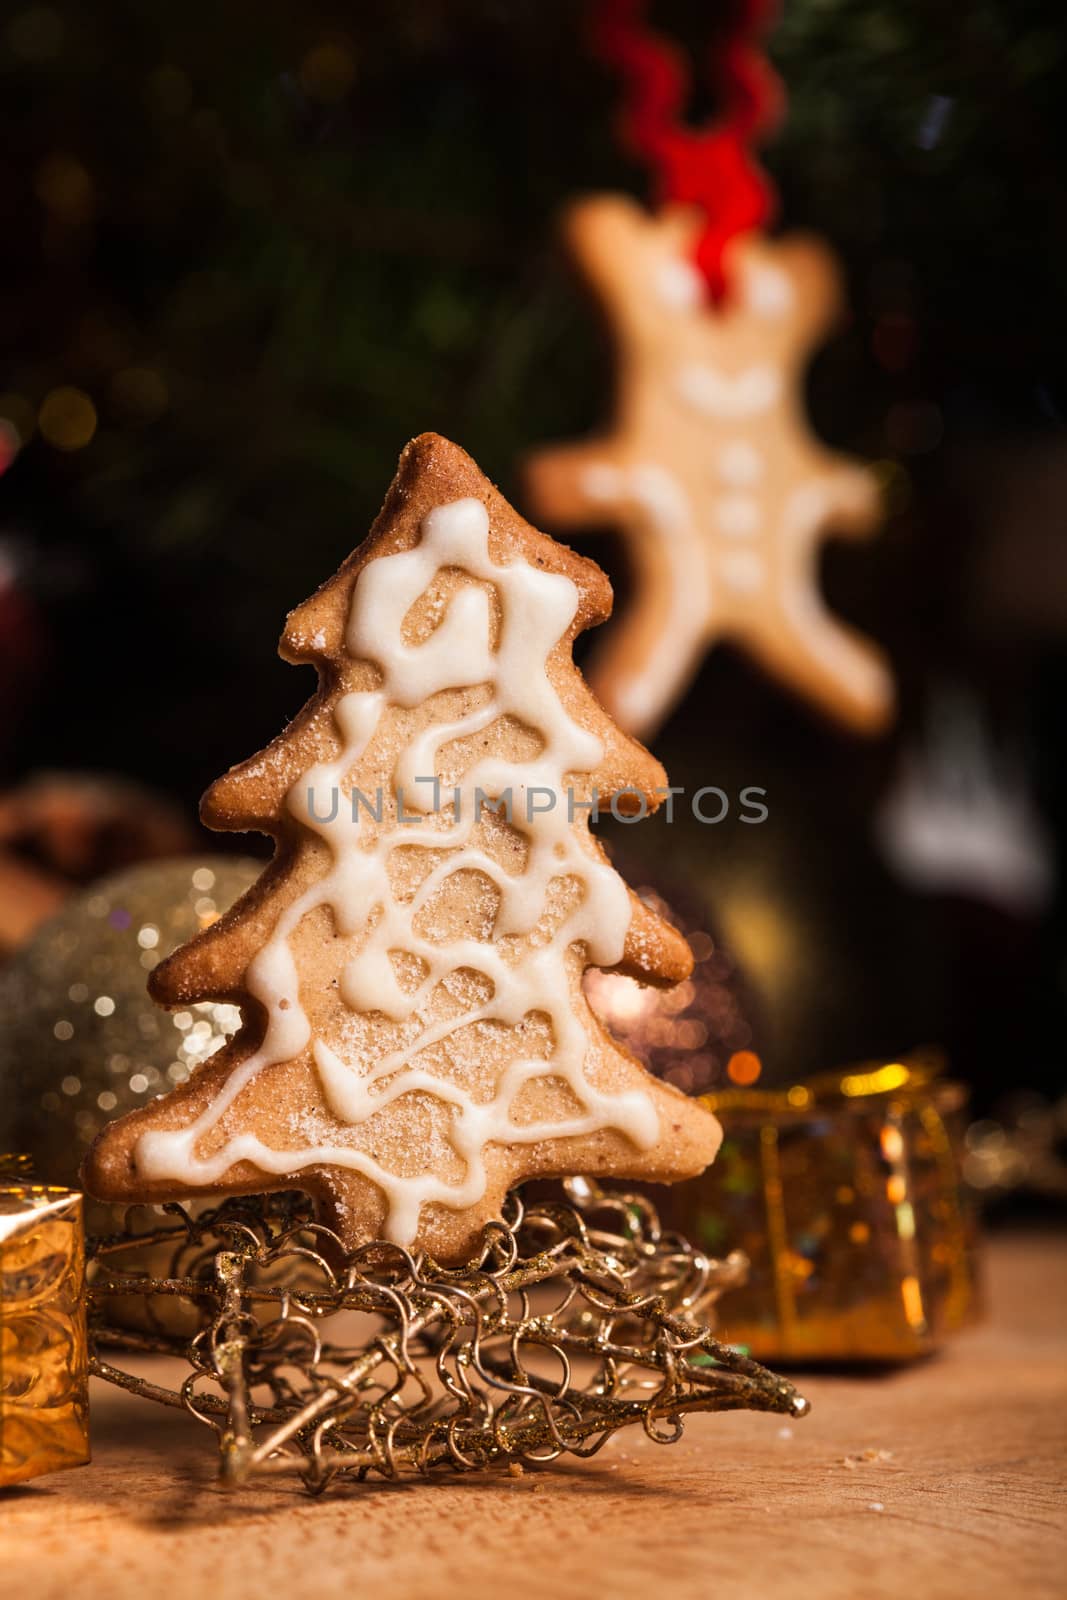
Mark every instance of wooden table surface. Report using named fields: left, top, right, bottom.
left=4, top=1231, right=1065, bottom=1600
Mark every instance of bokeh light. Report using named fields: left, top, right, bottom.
left=299, top=42, right=356, bottom=102
left=38, top=386, right=97, bottom=451
left=35, top=155, right=94, bottom=224
left=727, top=1049, right=762, bottom=1085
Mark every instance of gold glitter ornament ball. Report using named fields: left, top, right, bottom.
left=0, top=856, right=260, bottom=1188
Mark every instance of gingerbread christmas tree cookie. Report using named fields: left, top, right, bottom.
left=84, top=434, right=721, bottom=1263
left=526, top=197, right=894, bottom=740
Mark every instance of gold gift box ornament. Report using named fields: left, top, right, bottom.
left=1, top=1157, right=90, bottom=1487
left=656, top=1054, right=980, bottom=1362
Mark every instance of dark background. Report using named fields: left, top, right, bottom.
left=1, top=1, right=1065, bottom=1108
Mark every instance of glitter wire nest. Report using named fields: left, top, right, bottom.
left=87, top=1181, right=808, bottom=1492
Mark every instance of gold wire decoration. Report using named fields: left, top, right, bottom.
left=86, top=1179, right=808, bottom=1492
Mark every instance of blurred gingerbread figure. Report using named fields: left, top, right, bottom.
left=527, top=197, right=894, bottom=740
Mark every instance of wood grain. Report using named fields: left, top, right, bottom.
left=2, top=1232, right=1064, bottom=1600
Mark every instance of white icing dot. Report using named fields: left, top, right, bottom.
left=720, top=550, right=766, bottom=594
left=654, top=257, right=705, bottom=311
left=715, top=495, right=761, bottom=538
left=717, top=441, right=763, bottom=486
left=746, top=262, right=794, bottom=318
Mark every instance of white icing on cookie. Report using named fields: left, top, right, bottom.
left=675, top=363, right=781, bottom=419
left=655, top=257, right=706, bottom=312
left=779, top=479, right=893, bottom=709
left=135, top=498, right=659, bottom=1245
left=746, top=262, right=794, bottom=318
left=581, top=461, right=712, bottom=731
left=715, top=495, right=761, bottom=538
left=720, top=549, right=767, bottom=595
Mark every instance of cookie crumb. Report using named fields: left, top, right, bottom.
left=844, top=1447, right=893, bottom=1468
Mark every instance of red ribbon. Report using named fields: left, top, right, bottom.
left=590, top=1, right=783, bottom=299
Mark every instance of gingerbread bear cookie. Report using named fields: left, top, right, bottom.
left=525, top=196, right=894, bottom=740
left=83, top=434, right=722, bottom=1264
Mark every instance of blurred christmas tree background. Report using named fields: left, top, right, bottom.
left=1, top=0, right=1066, bottom=1110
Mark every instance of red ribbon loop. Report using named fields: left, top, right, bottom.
left=590, top=1, right=783, bottom=299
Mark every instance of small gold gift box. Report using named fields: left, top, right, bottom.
left=1, top=1175, right=90, bottom=1486
left=657, top=1055, right=980, bottom=1362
